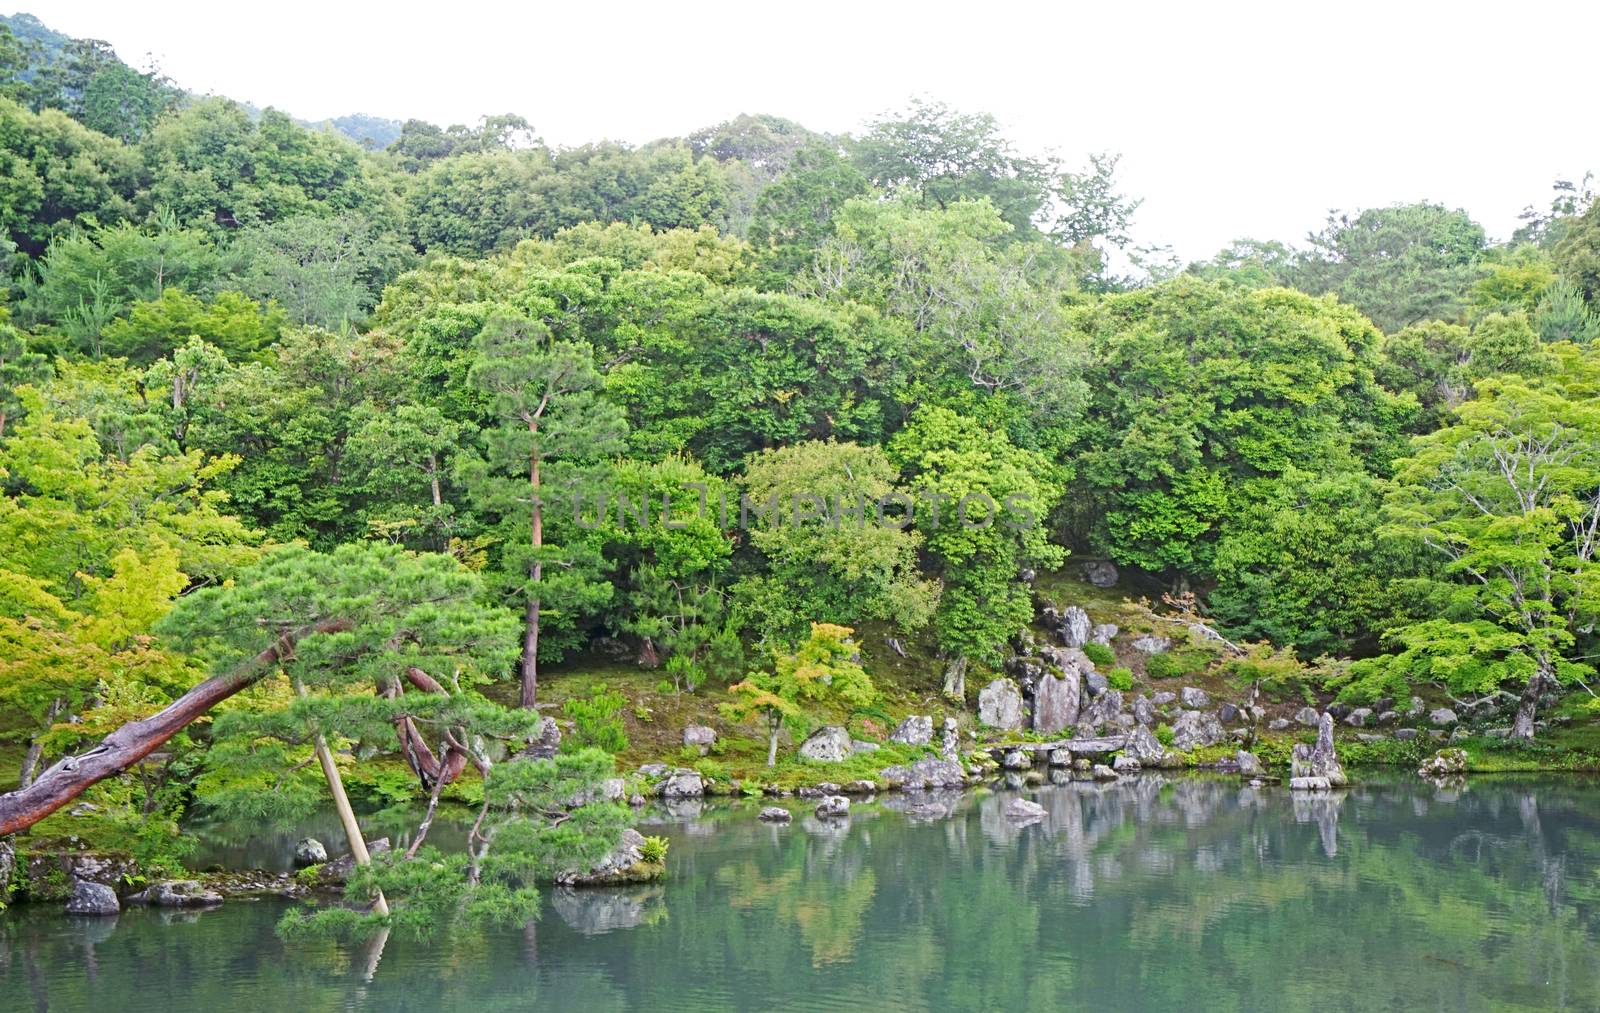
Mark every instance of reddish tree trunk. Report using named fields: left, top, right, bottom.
left=0, top=620, right=350, bottom=836
left=520, top=443, right=542, bottom=709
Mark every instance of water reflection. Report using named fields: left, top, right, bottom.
left=5, top=773, right=1600, bottom=1011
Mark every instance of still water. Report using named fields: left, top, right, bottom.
left=3, top=773, right=1599, bottom=1012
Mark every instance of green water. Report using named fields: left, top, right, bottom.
left=4, top=774, right=1599, bottom=1012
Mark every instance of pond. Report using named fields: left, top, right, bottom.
left=3, top=773, right=1599, bottom=1011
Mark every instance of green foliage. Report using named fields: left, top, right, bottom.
left=1145, top=649, right=1213, bottom=681
left=562, top=685, right=629, bottom=754
left=723, top=623, right=876, bottom=765
left=1105, top=666, right=1133, bottom=691
left=639, top=835, right=669, bottom=864
left=1154, top=722, right=1175, bottom=747
left=1082, top=642, right=1116, bottom=668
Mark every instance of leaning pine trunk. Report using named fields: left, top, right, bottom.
left=520, top=440, right=543, bottom=709
left=297, top=678, right=389, bottom=918
left=1511, top=658, right=1558, bottom=741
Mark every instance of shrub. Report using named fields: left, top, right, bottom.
left=562, top=684, right=629, bottom=754
left=640, top=836, right=670, bottom=864
left=1145, top=649, right=1212, bottom=680
left=1083, top=642, right=1116, bottom=667
left=1106, top=666, right=1134, bottom=691
left=1155, top=722, right=1175, bottom=747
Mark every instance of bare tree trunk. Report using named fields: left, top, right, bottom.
left=943, top=656, right=967, bottom=702
left=298, top=678, right=389, bottom=918
left=1511, top=658, right=1558, bottom=741
left=520, top=446, right=543, bottom=709
left=18, top=699, right=65, bottom=789
left=767, top=723, right=780, bottom=767
left=0, top=619, right=351, bottom=836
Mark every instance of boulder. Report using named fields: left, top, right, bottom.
left=1124, top=725, right=1167, bottom=765
left=1408, top=696, right=1426, bottom=718
left=1376, top=710, right=1398, bottom=726
left=1217, top=701, right=1240, bottom=724
left=1345, top=708, right=1373, bottom=728
left=65, top=879, right=119, bottom=916
left=516, top=716, right=563, bottom=759
left=1131, top=635, right=1171, bottom=655
left=1083, top=560, right=1119, bottom=588
left=1132, top=694, right=1157, bottom=726
left=658, top=769, right=706, bottom=798
left=1179, top=686, right=1210, bottom=709
left=881, top=757, right=966, bottom=790
left=978, top=679, right=1024, bottom=730
left=293, top=838, right=328, bottom=868
left=1295, top=707, right=1320, bottom=727
left=1289, top=776, right=1331, bottom=791
left=1417, top=748, right=1469, bottom=778
left=556, top=829, right=658, bottom=886
left=846, top=780, right=877, bottom=794
left=1429, top=708, right=1459, bottom=727
left=1090, top=763, right=1118, bottom=781
left=1112, top=753, right=1141, bottom=773
left=940, top=718, right=961, bottom=761
left=1393, top=728, right=1418, bottom=740
left=814, top=796, right=851, bottom=820
left=682, top=724, right=717, bottom=754
left=1170, top=709, right=1226, bottom=751
left=320, top=839, right=391, bottom=884
left=1084, top=671, right=1108, bottom=697
left=1091, top=623, right=1119, bottom=645
left=889, top=715, right=934, bottom=746
left=1002, top=750, right=1032, bottom=770
left=851, top=740, right=880, bottom=755
left=1060, top=606, right=1093, bottom=648
left=1289, top=713, right=1348, bottom=787
left=131, top=880, right=223, bottom=908
left=1267, top=718, right=1291, bottom=731
left=798, top=726, right=853, bottom=762
left=1081, top=688, right=1124, bottom=728
left=1048, top=748, right=1073, bottom=767
left=1151, top=691, right=1177, bottom=707
left=1005, top=797, right=1047, bottom=821
left=1032, top=672, right=1080, bottom=734
left=1235, top=751, right=1265, bottom=777
left=758, top=807, right=793, bottom=823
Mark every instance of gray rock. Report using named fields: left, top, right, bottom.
left=1429, top=708, right=1459, bottom=727
left=889, top=715, right=934, bottom=746
left=1450, top=726, right=1470, bottom=742
left=758, top=807, right=793, bottom=823
left=1083, top=560, right=1119, bottom=588
left=637, top=762, right=671, bottom=778
left=1267, top=718, right=1291, bottom=731
left=1132, top=694, right=1157, bottom=726
left=556, top=829, right=648, bottom=886
left=1005, top=797, right=1048, bottom=821
left=1235, top=750, right=1265, bottom=777
left=1002, top=750, right=1032, bottom=770
left=1290, top=713, right=1348, bottom=787
left=1289, top=776, right=1331, bottom=791
left=798, top=725, right=853, bottom=762
left=1179, top=686, right=1210, bottom=709
left=1170, top=709, right=1226, bottom=751
left=1090, top=763, right=1118, bottom=781
left=940, top=717, right=960, bottom=761
left=1376, top=710, right=1398, bottom=726
left=1124, top=725, right=1167, bottom=765
left=293, top=838, right=328, bottom=867
left=978, top=678, right=1025, bottom=730
left=1295, top=707, right=1320, bottom=727
left=1112, top=753, right=1141, bottom=772
left=1084, top=671, right=1108, bottom=697
left=846, top=780, right=877, bottom=794
left=682, top=724, right=717, bottom=754
left=1217, top=701, right=1240, bottom=724
left=851, top=740, right=880, bottom=754
left=1081, top=688, right=1124, bottom=728
left=65, top=879, right=119, bottom=916
left=1393, top=728, right=1418, bottom=740
left=1151, top=691, right=1177, bottom=707
left=1061, top=606, right=1092, bottom=648
left=1048, top=748, right=1073, bottom=767
left=1408, top=696, right=1426, bottom=718
left=131, top=880, right=223, bottom=908
left=517, top=716, right=563, bottom=759
left=881, top=757, right=966, bottom=790
left=658, top=769, right=706, bottom=798
left=1345, top=708, right=1373, bottom=727
left=1418, top=748, right=1469, bottom=778
left=814, top=796, right=851, bottom=820
left=1131, top=635, right=1171, bottom=655
left=1091, top=623, right=1119, bottom=645
left=1032, top=672, right=1080, bottom=734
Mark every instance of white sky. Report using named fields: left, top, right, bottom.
left=21, top=0, right=1599, bottom=262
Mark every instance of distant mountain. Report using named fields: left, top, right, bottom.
left=1, top=11, right=401, bottom=150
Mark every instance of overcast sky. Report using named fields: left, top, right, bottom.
left=22, top=1, right=1598, bottom=262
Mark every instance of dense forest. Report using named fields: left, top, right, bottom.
left=2, top=12, right=1599, bottom=927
